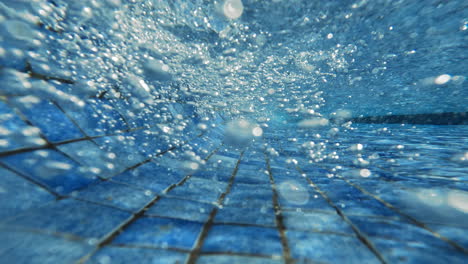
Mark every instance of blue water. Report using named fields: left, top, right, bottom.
left=0, top=0, right=467, bottom=263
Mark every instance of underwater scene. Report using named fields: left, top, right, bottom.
left=0, top=0, right=467, bottom=263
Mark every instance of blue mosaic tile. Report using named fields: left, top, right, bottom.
left=168, top=177, right=227, bottom=203
left=56, top=140, right=127, bottom=178
left=235, top=164, right=270, bottom=185
left=286, top=231, right=380, bottom=263
left=113, top=217, right=203, bottom=250
left=0, top=101, right=46, bottom=151
left=125, top=128, right=170, bottom=155
left=10, top=99, right=83, bottom=142
left=372, top=237, right=467, bottom=264
left=72, top=181, right=154, bottom=212
left=348, top=216, right=447, bottom=246
left=3, top=199, right=131, bottom=239
left=0, top=149, right=97, bottom=195
left=427, top=224, right=468, bottom=249
left=0, top=230, right=92, bottom=264
left=282, top=210, right=353, bottom=234
left=335, top=197, right=400, bottom=217
left=202, top=225, right=283, bottom=256
left=215, top=206, right=276, bottom=226
left=111, top=162, right=183, bottom=193
left=56, top=99, right=128, bottom=137
left=223, top=183, right=273, bottom=208
left=145, top=197, right=213, bottom=222
left=87, top=246, right=187, bottom=264
left=197, top=255, right=283, bottom=264
left=92, top=136, right=147, bottom=169
left=0, top=167, right=54, bottom=219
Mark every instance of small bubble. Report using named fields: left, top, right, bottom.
left=434, top=74, right=451, bottom=85
left=359, top=169, right=371, bottom=177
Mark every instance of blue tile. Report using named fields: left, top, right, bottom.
left=348, top=216, right=447, bottom=247
left=235, top=170, right=271, bottom=185
left=113, top=217, right=203, bottom=250
left=168, top=177, right=227, bottom=203
left=87, top=246, right=187, bottom=264
left=235, top=163, right=268, bottom=180
left=0, top=167, right=55, bottom=219
left=0, top=101, right=46, bottom=151
left=73, top=181, right=154, bottom=212
left=197, top=255, right=283, bottom=264
left=191, top=167, right=232, bottom=182
left=92, top=136, right=147, bottom=169
left=202, top=225, right=283, bottom=256
left=4, top=199, right=131, bottom=239
left=372, top=237, right=466, bottom=264
left=11, top=99, right=83, bottom=142
left=209, top=154, right=240, bottom=169
left=215, top=206, right=276, bottom=226
left=282, top=211, right=353, bottom=234
left=337, top=198, right=399, bottom=217
left=286, top=231, right=380, bottom=263
left=0, top=230, right=92, bottom=264
left=56, top=140, right=128, bottom=178
left=111, top=162, right=183, bottom=193
left=223, top=183, right=273, bottom=208
left=0, top=149, right=97, bottom=194
left=427, top=224, right=468, bottom=249
left=57, top=99, right=128, bottom=137
left=125, top=128, right=170, bottom=155
left=145, top=197, right=213, bottom=222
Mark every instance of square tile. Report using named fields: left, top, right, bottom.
left=87, top=246, right=187, bottom=264
left=214, top=206, right=276, bottom=226
left=11, top=99, right=83, bottom=142
left=202, top=225, right=282, bottom=256
left=73, top=181, right=154, bottom=212
left=57, top=99, right=128, bottom=137
left=348, top=216, right=444, bottom=246
left=282, top=211, right=353, bottom=234
left=0, top=149, right=97, bottom=195
left=223, top=183, right=273, bottom=208
left=168, top=177, right=227, bottom=203
left=113, top=217, right=203, bottom=250
left=0, top=101, right=46, bottom=151
left=0, top=230, right=92, bottom=264
left=92, top=136, right=147, bottom=169
left=57, top=140, right=127, bottom=178
left=0, top=167, right=55, bottom=219
left=197, top=255, right=283, bottom=264
left=372, top=237, right=467, bottom=264
left=111, top=162, right=183, bottom=193
left=337, top=198, right=399, bottom=217
left=286, top=231, right=380, bottom=263
left=4, top=199, right=131, bottom=239
left=145, top=197, right=213, bottom=222
left=427, top=224, right=468, bottom=249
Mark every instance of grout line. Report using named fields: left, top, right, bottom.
left=276, top=137, right=468, bottom=254
left=75, top=145, right=222, bottom=264
left=337, top=175, right=468, bottom=254
left=185, top=150, right=245, bottom=264
left=0, top=225, right=86, bottom=242
left=295, top=141, right=468, bottom=254
left=294, top=164, right=388, bottom=264
left=0, top=163, right=62, bottom=198
left=265, top=154, right=293, bottom=264
left=53, top=101, right=91, bottom=138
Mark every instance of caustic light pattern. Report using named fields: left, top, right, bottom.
left=0, top=0, right=467, bottom=263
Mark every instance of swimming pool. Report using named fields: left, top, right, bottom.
left=0, top=0, right=467, bottom=263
